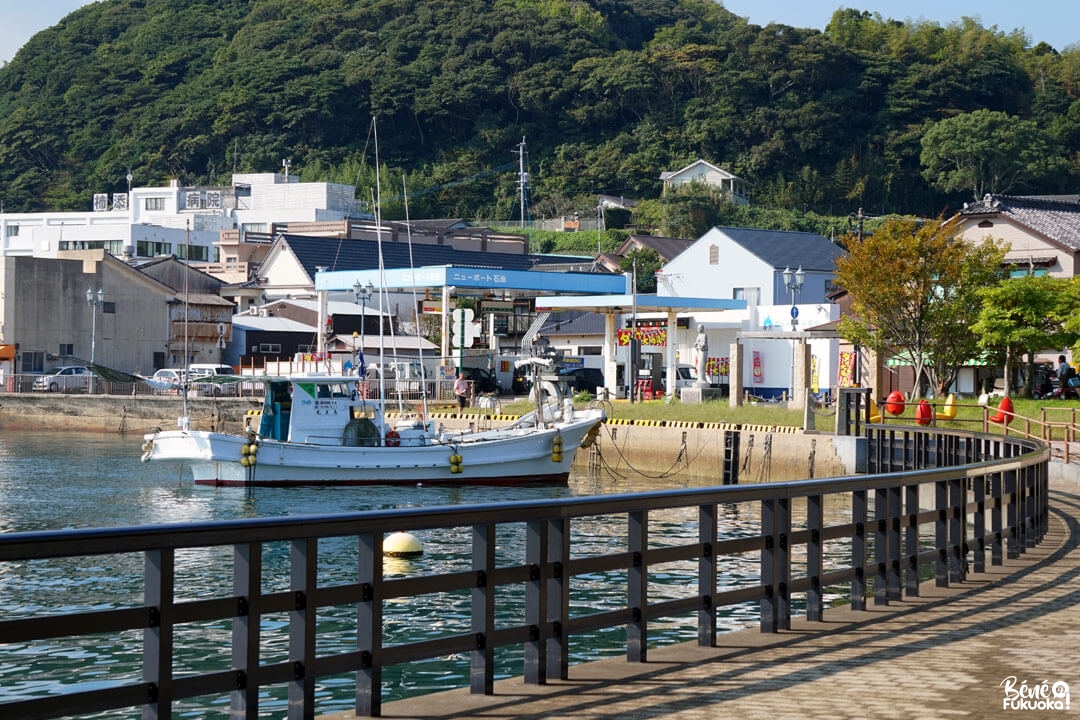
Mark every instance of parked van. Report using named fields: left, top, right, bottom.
left=188, top=364, right=237, bottom=396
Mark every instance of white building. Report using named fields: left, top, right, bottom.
left=0, top=172, right=359, bottom=264
left=654, top=227, right=844, bottom=400
left=659, top=159, right=750, bottom=206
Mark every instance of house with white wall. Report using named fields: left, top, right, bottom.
left=955, top=194, right=1080, bottom=277
left=659, top=159, right=750, bottom=206
left=656, top=227, right=846, bottom=400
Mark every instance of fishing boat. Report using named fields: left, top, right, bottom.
left=140, top=373, right=605, bottom=487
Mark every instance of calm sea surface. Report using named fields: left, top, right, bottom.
left=0, top=431, right=845, bottom=717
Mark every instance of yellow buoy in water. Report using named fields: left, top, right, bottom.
left=384, top=531, right=424, bottom=558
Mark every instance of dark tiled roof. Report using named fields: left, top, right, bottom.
left=958, top=194, right=1080, bottom=251
left=615, top=235, right=695, bottom=263
left=714, top=227, right=846, bottom=272
left=531, top=260, right=614, bottom=273
left=539, top=310, right=608, bottom=336
left=273, top=234, right=537, bottom=278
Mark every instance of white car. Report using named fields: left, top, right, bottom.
left=33, top=366, right=92, bottom=393
left=147, top=368, right=187, bottom=393
left=188, top=364, right=237, bottom=396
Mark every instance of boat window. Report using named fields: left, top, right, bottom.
left=316, top=383, right=352, bottom=398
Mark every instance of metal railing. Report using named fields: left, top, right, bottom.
left=0, top=374, right=469, bottom=405
left=0, top=420, right=1050, bottom=718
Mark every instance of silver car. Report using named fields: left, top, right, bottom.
left=32, top=366, right=92, bottom=393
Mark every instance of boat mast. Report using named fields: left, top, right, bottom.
left=181, top=221, right=190, bottom=426
left=372, top=118, right=387, bottom=409
left=402, top=177, right=430, bottom=421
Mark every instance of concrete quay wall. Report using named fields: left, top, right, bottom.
left=0, top=395, right=856, bottom=479
left=0, top=394, right=260, bottom=435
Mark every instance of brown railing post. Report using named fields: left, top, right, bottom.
left=232, top=542, right=263, bottom=718
left=356, top=531, right=382, bottom=717
left=627, top=509, right=648, bottom=660
left=698, top=503, right=719, bottom=643
left=289, top=538, right=317, bottom=718
left=471, top=523, right=496, bottom=694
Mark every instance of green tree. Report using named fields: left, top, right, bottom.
left=835, top=216, right=1006, bottom=398
left=971, top=274, right=1078, bottom=397
left=618, top=248, right=662, bottom=293
left=920, top=109, right=1068, bottom=199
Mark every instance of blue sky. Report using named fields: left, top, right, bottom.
left=1, top=1, right=1077, bottom=64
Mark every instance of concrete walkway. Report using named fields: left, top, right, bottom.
left=335, top=474, right=1080, bottom=720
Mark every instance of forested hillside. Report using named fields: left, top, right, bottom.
left=0, top=0, right=1077, bottom=227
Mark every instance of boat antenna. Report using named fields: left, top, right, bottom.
left=402, top=176, right=430, bottom=421
left=372, top=118, right=387, bottom=411
left=181, top=221, right=190, bottom=426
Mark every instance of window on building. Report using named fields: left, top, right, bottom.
left=578, top=346, right=602, bottom=355
left=22, top=351, right=44, bottom=373
left=59, top=239, right=125, bottom=254
left=258, top=343, right=282, bottom=354
left=144, top=197, right=165, bottom=211
left=103, top=302, right=116, bottom=314
left=709, top=245, right=719, bottom=264
left=5, top=225, right=18, bottom=237
left=176, top=244, right=208, bottom=262
left=733, top=287, right=756, bottom=300
left=137, top=240, right=172, bottom=256
left=59, top=343, right=73, bottom=356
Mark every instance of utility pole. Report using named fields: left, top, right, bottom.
left=517, top=138, right=528, bottom=229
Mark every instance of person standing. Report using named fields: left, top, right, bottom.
left=1058, top=355, right=1072, bottom=383
left=454, top=372, right=469, bottom=412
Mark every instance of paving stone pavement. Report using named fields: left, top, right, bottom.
left=330, top=476, right=1080, bottom=720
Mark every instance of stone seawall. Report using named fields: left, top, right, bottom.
left=0, top=394, right=261, bottom=434
left=0, top=395, right=852, bottom=481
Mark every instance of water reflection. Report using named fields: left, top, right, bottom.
left=0, top=431, right=857, bottom=716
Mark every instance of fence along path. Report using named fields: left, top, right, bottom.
left=0, top=422, right=1053, bottom=719
left=352, top=477, right=1080, bottom=720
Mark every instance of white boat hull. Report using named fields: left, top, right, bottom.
left=144, top=412, right=603, bottom=487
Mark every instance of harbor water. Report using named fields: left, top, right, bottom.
left=0, top=431, right=850, bottom=717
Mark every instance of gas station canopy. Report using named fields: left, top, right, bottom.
left=313, top=266, right=746, bottom=400
left=315, top=265, right=629, bottom=295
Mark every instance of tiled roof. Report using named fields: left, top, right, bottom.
left=539, top=310, right=608, bottom=336
left=714, top=227, right=846, bottom=272
left=615, top=235, right=695, bottom=263
left=959, top=194, right=1080, bottom=251
left=273, top=234, right=537, bottom=278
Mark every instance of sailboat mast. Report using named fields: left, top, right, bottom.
left=372, top=119, right=387, bottom=408
left=402, top=176, right=430, bottom=421
left=181, top=221, right=190, bottom=425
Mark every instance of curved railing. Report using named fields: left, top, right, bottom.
left=0, top=424, right=1050, bottom=719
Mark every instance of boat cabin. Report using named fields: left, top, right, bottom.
left=257, top=376, right=431, bottom=448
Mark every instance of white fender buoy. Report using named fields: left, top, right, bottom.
left=385, top=531, right=424, bottom=558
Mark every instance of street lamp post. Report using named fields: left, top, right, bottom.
left=353, top=279, right=373, bottom=377
left=86, top=288, right=104, bottom=394
left=782, top=266, right=805, bottom=400
left=782, top=265, right=805, bottom=331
